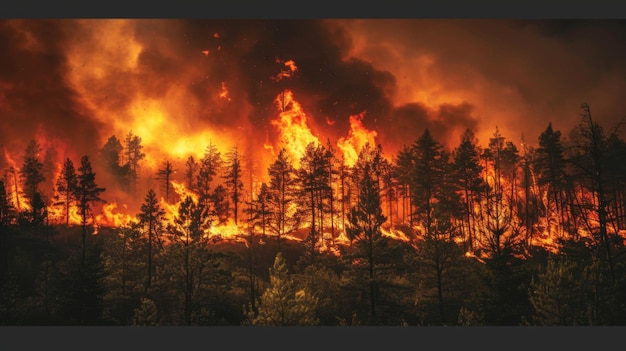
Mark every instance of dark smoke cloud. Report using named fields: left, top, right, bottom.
left=336, top=19, right=626, bottom=147
left=3, top=19, right=626, bottom=184
left=0, top=20, right=103, bottom=165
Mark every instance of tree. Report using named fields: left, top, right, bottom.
left=197, top=141, right=223, bottom=202
left=54, top=158, right=78, bottom=226
left=124, top=131, right=145, bottom=195
left=100, top=135, right=130, bottom=190
left=566, top=103, right=621, bottom=282
left=165, top=195, right=213, bottom=325
left=297, top=142, right=331, bottom=264
left=528, top=257, right=589, bottom=325
left=185, top=156, right=199, bottom=192
left=346, top=144, right=387, bottom=322
left=0, top=179, right=13, bottom=226
left=224, top=146, right=244, bottom=225
left=137, top=189, right=166, bottom=292
left=156, top=160, right=175, bottom=203
left=395, top=144, right=415, bottom=226
left=267, top=148, right=300, bottom=253
left=452, top=129, right=487, bottom=250
left=19, top=139, right=45, bottom=221
left=75, top=155, right=106, bottom=265
left=247, top=253, right=319, bottom=326
left=411, top=129, right=445, bottom=237
left=211, top=184, right=230, bottom=225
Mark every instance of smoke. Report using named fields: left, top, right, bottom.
left=336, top=19, right=626, bottom=147
left=1, top=19, right=626, bottom=210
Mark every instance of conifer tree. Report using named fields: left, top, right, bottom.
left=248, top=253, right=319, bottom=326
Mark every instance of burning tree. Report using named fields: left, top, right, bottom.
left=298, top=142, right=331, bottom=264
left=224, top=146, right=244, bottom=225
left=75, top=155, right=106, bottom=265
left=452, top=128, right=487, bottom=251
left=19, top=139, right=46, bottom=224
left=267, top=148, right=301, bottom=253
left=137, top=188, right=166, bottom=292
left=156, top=160, right=175, bottom=203
left=54, top=158, right=78, bottom=226
left=346, top=143, right=387, bottom=323
left=100, top=135, right=131, bottom=191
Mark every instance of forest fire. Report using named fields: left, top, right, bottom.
left=2, top=19, right=626, bottom=327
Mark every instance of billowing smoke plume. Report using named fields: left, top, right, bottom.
left=1, top=19, right=625, bottom=212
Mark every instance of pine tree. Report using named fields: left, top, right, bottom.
left=224, top=146, right=244, bottom=225
left=124, top=131, right=145, bottom=195
left=185, top=155, right=199, bottom=192
left=19, top=139, right=46, bottom=221
left=267, top=148, right=300, bottom=253
left=452, top=129, right=486, bottom=250
left=55, top=158, right=78, bottom=226
left=248, top=253, right=319, bottom=326
left=411, top=129, right=445, bottom=237
left=156, top=160, right=175, bottom=203
left=166, top=195, right=213, bottom=325
left=197, top=141, right=223, bottom=202
left=346, top=144, right=387, bottom=322
left=137, top=189, right=166, bottom=292
left=298, top=142, right=331, bottom=264
left=100, top=135, right=130, bottom=190
left=75, top=155, right=106, bottom=265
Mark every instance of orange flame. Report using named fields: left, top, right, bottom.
left=270, top=89, right=320, bottom=167
left=96, top=202, right=137, bottom=228
left=337, top=112, right=378, bottom=167
left=272, top=58, right=298, bottom=81
left=219, top=81, right=231, bottom=101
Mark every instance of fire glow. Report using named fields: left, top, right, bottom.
left=1, top=19, right=625, bottom=262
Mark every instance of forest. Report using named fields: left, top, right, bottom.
left=2, top=101, right=626, bottom=326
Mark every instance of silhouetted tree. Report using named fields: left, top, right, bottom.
left=298, top=142, right=331, bottom=264
left=185, top=155, right=199, bottom=192
left=165, top=195, right=213, bottom=325
left=224, top=146, right=244, bottom=225
left=100, top=135, right=130, bottom=190
left=137, top=189, right=166, bottom=292
left=156, top=160, right=175, bottom=203
left=19, top=139, right=45, bottom=222
left=267, top=148, right=300, bottom=253
left=54, top=158, right=78, bottom=226
left=124, top=131, right=145, bottom=195
left=346, top=144, right=387, bottom=322
left=75, top=155, right=106, bottom=265
left=198, top=141, right=223, bottom=202
left=452, top=129, right=487, bottom=250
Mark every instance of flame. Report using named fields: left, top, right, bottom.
left=202, top=50, right=209, bottom=56
left=270, top=89, right=320, bottom=167
left=95, top=202, right=137, bottom=228
left=2, top=147, right=30, bottom=212
left=380, top=226, right=412, bottom=242
left=272, top=58, right=298, bottom=81
left=219, top=82, right=231, bottom=101
left=336, top=112, right=378, bottom=167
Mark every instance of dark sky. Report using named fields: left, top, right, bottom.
left=1, top=19, right=626, bottom=176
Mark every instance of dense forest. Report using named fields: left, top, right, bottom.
left=2, top=102, right=626, bottom=326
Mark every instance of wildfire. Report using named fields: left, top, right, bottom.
left=219, top=82, right=231, bottom=101
left=271, top=89, right=320, bottom=167
left=337, top=112, right=378, bottom=167
left=96, top=202, right=137, bottom=228
left=272, top=58, right=298, bottom=82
